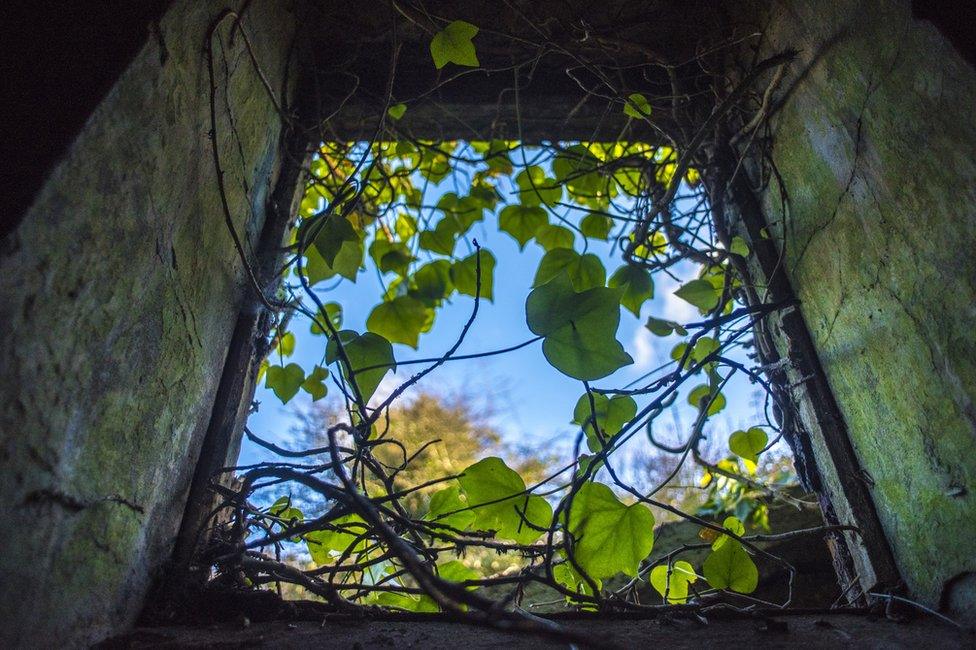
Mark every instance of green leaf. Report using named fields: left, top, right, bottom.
left=310, top=215, right=359, bottom=268
left=410, top=260, right=454, bottom=305
left=712, top=515, right=746, bottom=550
left=580, top=214, right=612, bottom=240
left=608, top=264, right=654, bottom=317
left=305, top=237, right=362, bottom=283
left=426, top=485, right=476, bottom=531
left=438, top=560, right=479, bottom=587
left=515, top=165, right=562, bottom=206
left=300, top=365, right=329, bottom=401
left=533, top=248, right=606, bottom=292
left=687, top=384, right=726, bottom=416
left=310, top=302, right=343, bottom=335
left=674, top=278, right=721, bottom=312
left=374, top=591, right=439, bottom=612
left=729, top=235, right=750, bottom=257
left=499, top=204, right=547, bottom=249
left=418, top=220, right=458, bottom=256
left=458, top=457, right=552, bottom=544
left=650, top=561, right=697, bottom=604
left=265, top=363, right=304, bottom=403
left=644, top=316, right=687, bottom=337
left=572, top=393, right=638, bottom=452
left=690, top=336, right=720, bottom=363
left=387, top=103, right=407, bottom=120
left=553, top=561, right=602, bottom=598
left=450, top=250, right=495, bottom=302
left=526, top=274, right=633, bottom=380
left=366, top=296, right=431, bottom=349
left=326, top=330, right=396, bottom=403
left=564, top=481, right=654, bottom=579
left=729, top=427, right=768, bottom=465
left=623, top=92, right=652, bottom=119
left=275, top=331, right=296, bottom=357
left=703, top=539, right=758, bottom=593
left=269, top=497, right=305, bottom=527
left=534, top=224, right=575, bottom=251
left=370, top=239, right=414, bottom=277
left=430, top=20, right=479, bottom=69
left=305, top=514, right=369, bottom=565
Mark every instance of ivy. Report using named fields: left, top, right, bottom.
left=430, top=20, right=480, bottom=69
left=326, top=330, right=396, bottom=402
left=265, top=363, right=304, bottom=403
left=572, top=393, right=638, bottom=452
left=608, top=264, right=654, bottom=317
left=564, top=481, right=654, bottom=579
left=366, top=296, right=431, bottom=349
left=729, top=427, right=768, bottom=465
left=650, top=561, right=697, bottom=604
left=525, top=274, right=633, bottom=380
left=457, top=457, right=552, bottom=544
left=533, top=248, right=606, bottom=292
left=703, top=538, right=758, bottom=594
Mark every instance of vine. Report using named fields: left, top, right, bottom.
left=195, top=6, right=851, bottom=639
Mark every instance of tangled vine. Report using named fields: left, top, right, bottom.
left=195, top=2, right=858, bottom=640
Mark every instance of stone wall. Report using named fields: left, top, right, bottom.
left=0, top=2, right=300, bottom=645
left=747, top=0, right=976, bottom=618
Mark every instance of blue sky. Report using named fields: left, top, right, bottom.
left=241, top=149, right=768, bottom=471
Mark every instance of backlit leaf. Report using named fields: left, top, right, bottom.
left=430, top=20, right=479, bottom=69
left=526, top=274, right=633, bottom=380
left=564, top=481, right=654, bottom=579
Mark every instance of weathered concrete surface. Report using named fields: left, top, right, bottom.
left=102, top=614, right=972, bottom=649
left=745, top=0, right=976, bottom=618
left=0, top=2, right=299, bottom=646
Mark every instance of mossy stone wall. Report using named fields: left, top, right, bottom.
left=0, top=2, right=298, bottom=645
left=753, top=0, right=976, bottom=617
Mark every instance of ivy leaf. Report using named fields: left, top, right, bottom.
left=387, top=103, right=407, bottom=120
left=564, top=481, right=654, bottom=579
left=674, top=278, right=721, bottom=312
left=534, top=224, right=575, bottom=251
left=458, top=457, right=552, bottom=544
left=729, top=235, right=750, bottom=257
left=450, top=250, right=496, bottom=302
left=410, top=260, right=454, bottom=305
left=418, top=220, right=458, bottom=256
left=515, top=165, right=561, bottom=206
left=553, top=561, right=602, bottom=599
left=572, top=393, right=638, bottom=452
left=526, top=274, right=633, bottom=380
left=608, top=264, right=654, bottom=317
left=580, top=214, right=612, bottom=240
left=310, top=302, right=343, bottom=335
left=275, top=331, right=296, bottom=357
left=687, top=384, right=727, bottom=416
left=366, top=296, right=431, bottom=349
left=374, top=592, right=439, bottom=612
left=311, top=215, right=359, bottom=268
left=438, top=560, right=479, bottom=588
left=712, top=515, right=746, bottom=550
left=703, top=539, right=758, bottom=593
left=305, top=237, right=362, bottom=283
left=650, top=561, right=698, bottom=604
left=533, top=248, right=606, bottom=292
left=729, top=427, right=768, bottom=465
left=426, top=485, right=476, bottom=531
left=300, top=365, right=329, bottom=401
left=326, top=330, right=396, bottom=402
left=265, top=363, right=304, bottom=403
left=499, top=204, right=547, bottom=249
left=690, top=336, right=720, bottom=364
left=623, top=92, right=652, bottom=119
left=305, top=514, right=369, bottom=565
left=430, top=20, right=479, bottom=69
left=645, top=316, right=687, bottom=337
